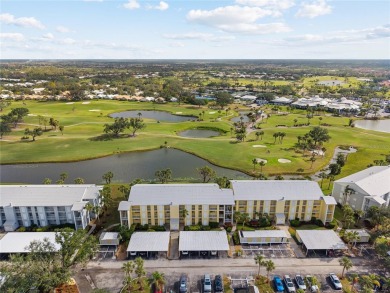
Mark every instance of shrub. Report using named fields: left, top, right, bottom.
left=316, top=219, right=324, bottom=227
left=226, top=227, right=232, bottom=233
left=232, top=231, right=240, bottom=245
left=310, top=217, right=317, bottom=224
left=202, top=225, right=211, bottom=231
left=150, top=225, right=166, bottom=231
left=16, top=226, right=27, bottom=232
left=290, top=219, right=300, bottom=227
left=209, top=222, right=219, bottom=229
left=224, top=222, right=233, bottom=228
left=327, top=219, right=338, bottom=229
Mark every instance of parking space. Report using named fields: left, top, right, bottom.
left=241, top=244, right=295, bottom=258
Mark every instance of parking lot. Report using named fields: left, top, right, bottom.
left=241, top=244, right=295, bottom=258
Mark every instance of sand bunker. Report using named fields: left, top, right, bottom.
left=175, top=112, right=182, bottom=114
left=256, top=158, right=267, bottom=163
left=27, top=114, right=37, bottom=116
left=66, top=102, right=74, bottom=104
left=209, top=111, right=215, bottom=114
left=82, top=101, right=90, bottom=104
left=311, top=150, right=324, bottom=156
left=252, top=145, right=267, bottom=148
left=278, top=158, right=291, bottom=163
left=89, top=109, right=101, bottom=112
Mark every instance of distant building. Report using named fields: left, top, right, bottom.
left=0, top=185, right=102, bottom=231
left=271, top=96, right=293, bottom=105
left=332, top=166, right=390, bottom=211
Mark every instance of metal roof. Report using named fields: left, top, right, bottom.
left=321, top=196, right=337, bottom=205
left=100, top=232, right=120, bottom=241
left=296, top=230, right=347, bottom=250
left=240, top=230, right=288, bottom=238
left=231, top=180, right=324, bottom=201
left=345, top=229, right=370, bottom=238
left=179, top=231, right=229, bottom=251
left=334, top=166, right=390, bottom=196
left=127, top=232, right=170, bottom=252
left=0, top=232, right=60, bottom=253
left=128, top=184, right=234, bottom=206
left=0, top=185, right=102, bottom=207
left=118, top=201, right=132, bottom=211
left=71, top=202, right=87, bottom=211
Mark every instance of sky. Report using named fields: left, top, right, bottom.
left=0, top=0, right=389, bottom=59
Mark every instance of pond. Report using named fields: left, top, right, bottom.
left=0, top=148, right=249, bottom=184
left=110, top=110, right=196, bottom=122
left=231, top=112, right=250, bottom=123
left=354, top=119, right=390, bottom=133
left=178, top=129, right=221, bottom=138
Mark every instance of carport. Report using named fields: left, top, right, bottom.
left=179, top=231, right=229, bottom=258
left=296, top=230, right=347, bottom=256
left=239, top=230, right=288, bottom=245
left=126, top=232, right=170, bottom=259
left=99, top=232, right=121, bottom=259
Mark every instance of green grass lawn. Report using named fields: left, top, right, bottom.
left=1, top=100, right=390, bottom=179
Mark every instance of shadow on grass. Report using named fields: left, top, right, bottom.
left=89, top=133, right=131, bottom=141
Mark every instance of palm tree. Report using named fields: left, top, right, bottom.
left=252, top=158, right=258, bottom=171
left=318, top=172, right=327, bottom=188
left=359, top=275, right=375, bottom=291
left=180, top=207, right=189, bottom=225
left=273, top=132, right=279, bottom=143
left=43, top=178, right=52, bottom=184
left=265, top=260, right=275, bottom=281
left=59, top=172, right=68, bottom=182
left=122, top=261, right=135, bottom=291
left=85, top=202, right=94, bottom=221
left=134, top=257, right=146, bottom=288
left=344, top=231, right=360, bottom=248
left=339, top=256, right=353, bottom=278
left=259, top=161, right=265, bottom=173
left=150, top=271, right=165, bottom=292
left=279, top=132, right=286, bottom=144
left=348, top=273, right=359, bottom=292
left=254, top=254, right=265, bottom=276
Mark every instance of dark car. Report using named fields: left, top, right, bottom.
left=215, top=275, right=224, bottom=292
left=179, top=275, right=187, bottom=293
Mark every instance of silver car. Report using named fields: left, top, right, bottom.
left=204, top=274, right=212, bottom=293
left=329, top=273, right=342, bottom=290
left=284, top=275, right=296, bottom=293
left=295, top=275, right=306, bottom=290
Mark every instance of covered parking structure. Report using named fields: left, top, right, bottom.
left=179, top=231, right=229, bottom=258
left=0, top=232, right=60, bottom=257
left=126, top=232, right=170, bottom=259
left=296, top=230, right=347, bottom=257
left=239, top=230, right=288, bottom=245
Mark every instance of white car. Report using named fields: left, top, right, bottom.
left=284, top=275, right=296, bottom=293
left=305, top=275, right=319, bottom=293
left=295, top=275, right=306, bottom=290
left=203, top=274, right=212, bottom=293
left=329, top=273, right=343, bottom=290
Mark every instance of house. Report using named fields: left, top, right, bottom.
left=332, top=166, right=390, bottom=211
left=0, top=185, right=103, bottom=231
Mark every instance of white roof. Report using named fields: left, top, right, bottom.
left=71, top=202, right=87, bottom=211
left=240, top=95, right=257, bottom=100
left=100, top=232, right=120, bottom=241
left=0, top=232, right=60, bottom=253
left=335, top=166, right=390, bottom=196
left=118, top=201, right=132, bottom=211
left=127, top=232, right=170, bottom=252
left=231, top=180, right=324, bottom=201
left=128, top=184, right=234, bottom=206
left=345, top=229, right=370, bottom=238
left=321, top=196, right=337, bottom=205
left=272, top=97, right=292, bottom=103
left=296, top=230, right=347, bottom=250
left=179, top=231, right=229, bottom=251
left=0, top=185, right=102, bottom=207
left=241, top=230, right=288, bottom=238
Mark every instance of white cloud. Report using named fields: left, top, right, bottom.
left=147, top=1, right=169, bottom=11
left=295, top=0, right=332, bottom=18
left=60, top=38, right=76, bottom=45
left=0, top=13, right=45, bottom=29
left=235, top=0, right=295, bottom=10
left=168, top=42, right=185, bottom=47
left=164, top=32, right=235, bottom=42
left=56, top=26, right=70, bottom=33
left=83, top=0, right=103, bottom=2
left=123, top=0, right=140, bottom=10
left=187, top=5, right=290, bottom=34
left=42, top=33, right=54, bottom=39
left=0, top=33, right=25, bottom=42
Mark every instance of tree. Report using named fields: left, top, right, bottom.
left=309, top=156, right=316, bottom=169
left=0, top=99, right=11, bottom=111
left=9, top=107, right=29, bottom=126
left=264, top=260, right=275, bottom=281
left=214, top=176, right=231, bottom=188
left=327, top=174, right=335, bottom=189
left=119, top=184, right=130, bottom=198
left=273, top=132, right=279, bottom=143
left=318, top=172, right=327, bottom=188
left=60, top=172, right=68, bottom=182
left=252, top=158, right=258, bottom=171
left=85, top=202, right=95, bottom=221
left=279, top=132, right=286, bottom=143
left=24, top=127, right=43, bottom=141
left=155, top=168, right=172, bottom=183
left=59, top=125, right=64, bottom=135
left=99, top=185, right=112, bottom=211
left=254, top=254, right=265, bottom=276
left=348, top=273, right=359, bottom=292
left=128, top=117, right=146, bottom=137
left=150, top=271, right=165, bottom=292
left=197, top=166, right=216, bottom=183
left=308, top=126, right=331, bottom=145
left=102, top=171, right=114, bottom=184
left=359, top=275, right=375, bottom=292
left=43, top=178, right=52, bottom=184
left=328, top=163, right=341, bottom=175
left=104, top=117, right=129, bottom=137
left=259, top=161, right=266, bottom=173
left=56, top=179, right=65, bottom=185
left=215, top=92, right=233, bottom=109
left=122, top=261, right=135, bottom=291
left=180, top=208, right=189, bottom=224
left=342, top=205, right=355, bottom=228
left=336, top=153, right=346, bottom=167
left=234, top=211, right=250, bottom=226
left=49, top=117, right=59, bottom=130
left=74, top=177, right=85, bottom=184
left=339, top=256, right=353, bottom=278
left=0, top=120, right=11, bottom=138
left=134, top=257, right=146, bottom=288
left=344, top=230, right=360, bottom=248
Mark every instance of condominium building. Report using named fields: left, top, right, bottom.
left=0, top=185, right=102, bottom=231
left=118, top=184, right=234, bottom=230
left=119, top=180, right=336, bottom=230
left=231, top=180, right=336, bottom=225
left=332, top=166, right=390, bottom=211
